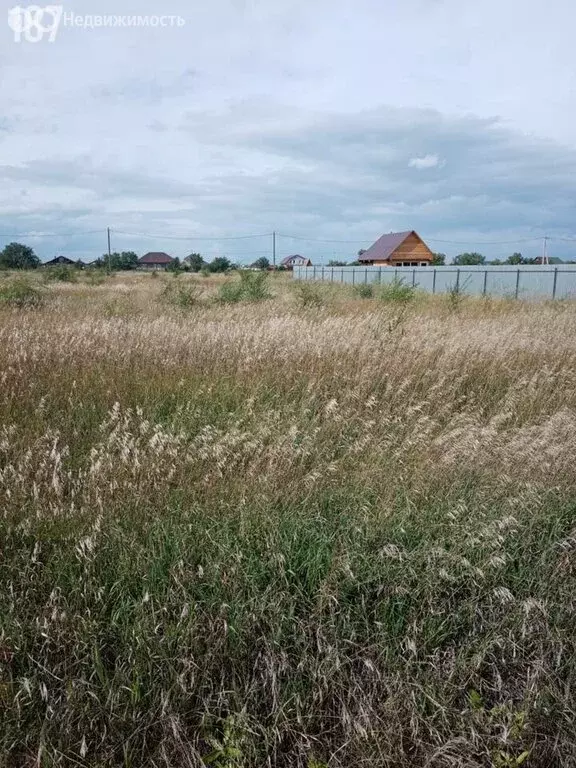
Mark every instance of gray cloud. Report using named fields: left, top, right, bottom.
left=1, top=0, right=576, bottom=262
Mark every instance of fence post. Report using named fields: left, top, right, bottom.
left=331, top=266, right=334, bottom=283
left=321, top=266, right=325, bottom=281
left=455, top=269, right=460, bottom=292
left=483, top=269, right=488, bottom=296
left=365, top=268, right=368, bottom=284
left=378, top=268, right=382, bottom=285
left=412, top=268, right=416, bottom=287
left=313, top=266, right=317, bottom=280
left=552, top=267, right=558, bottom=299
left=432, top=268, right=436, bottom=294
left=515, top=268, right=520, bottom=299
left=352, top=269, right=355, bottom=286
left=341, top=269, right=344, bottom=284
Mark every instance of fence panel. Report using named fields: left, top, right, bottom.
left=292, top=265, right=576, bottom=300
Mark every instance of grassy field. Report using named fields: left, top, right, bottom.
left=0, top=269, right=575, bottom=767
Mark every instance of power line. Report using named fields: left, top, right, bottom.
left=425, top=236, right=543, bottom=245
left=113, top=230, right=272, bottom=241
left=278, top=233, right=373, bottom=244
left=278, top=232, right=544, bottom=246
left=0, top=229, right=103, bottom=238
left=2, top=227, right=576, bottom=249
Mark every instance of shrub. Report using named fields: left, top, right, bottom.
left=380, top=277, right=416, bottom=304
left=239, top=270, right=271, bottom=301
left=294, top=282, right=324, bottom=309
left=43, top=265, right=78, bottom=283
left=215, top=273, right=271, bottom=304
left=355, top=283, right=374, bottom=299
left=208, top=256, right=233, bottom=273
left=85, top=269, right=107, bottom=286
left=0, top=277, right=44, bottom=308
left=217, top=281, right=245, bottom=304
left=446, top=277, right=470, bottom=313
left=160, top=282, right=201, bottom=310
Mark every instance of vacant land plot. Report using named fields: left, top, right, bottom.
left=1, top=271, right=575, bottom=767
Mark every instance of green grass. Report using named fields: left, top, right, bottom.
left=2, top=484, right=574, bottom=766
left=0, top=275, right=575, bottom=766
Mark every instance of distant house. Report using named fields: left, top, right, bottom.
left=137, top=252, right=175, bottom=271
left=43, top=255, right=76, bottom=267
left=281, top=254, right=312, bottom=270
left=357, top=231, right=434, bottom=266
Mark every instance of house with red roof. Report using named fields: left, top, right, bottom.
left=357, top=231, right=434, bottom=266
left=137, top=252, right=175, bottom=271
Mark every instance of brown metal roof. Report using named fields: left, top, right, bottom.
left=357, top=231, right=415, bottom=262
left=138, top=252, right=174, bottom=264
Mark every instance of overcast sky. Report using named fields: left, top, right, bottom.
left=2, top=0, right=576, bottom=262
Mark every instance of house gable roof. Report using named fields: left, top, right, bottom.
left=357, top=231, right=417, bottom=262
left=281, top=254, right=310, bottom=266
left=44, top=255, right=76, bottom=265
left=138, top=252, right=174, bottom=264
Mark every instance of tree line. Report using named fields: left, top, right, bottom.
left=0, top=243, right=275, bottom=272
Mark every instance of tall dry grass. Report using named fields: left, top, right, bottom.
left=0, top=271, right=575, bottom=767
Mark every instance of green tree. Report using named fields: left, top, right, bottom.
left=208, top=256, right=233, bottom=273
left=252, top=257, right=270, bottom=270
left=0, top=242, right=40, bottom=270
left=97, top=251, right=138, bottom=270
left=431, top=252, right=446, bottom=266
left=185, top=253, right=205, bottom=272
left=453, top=252, right=485, bottom=265
left=506, top=252, right=523, bottom=265
left=166, top=257, right=181, bottom=273
left=328, top=260, right=347, bottom=266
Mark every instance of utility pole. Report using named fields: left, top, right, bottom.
left=272, top=231, right=276, bottom=268
left=542, top=236, right=549, bottom=265
left=107, top=227, right=112, bottom=272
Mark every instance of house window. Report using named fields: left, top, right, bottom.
left=420, top=262, right=428, bottom=267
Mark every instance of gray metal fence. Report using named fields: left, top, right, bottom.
left=292, top=264, right=576, bottom=300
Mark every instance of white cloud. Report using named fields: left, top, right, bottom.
left=409, top=154, right=443, bottom=170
